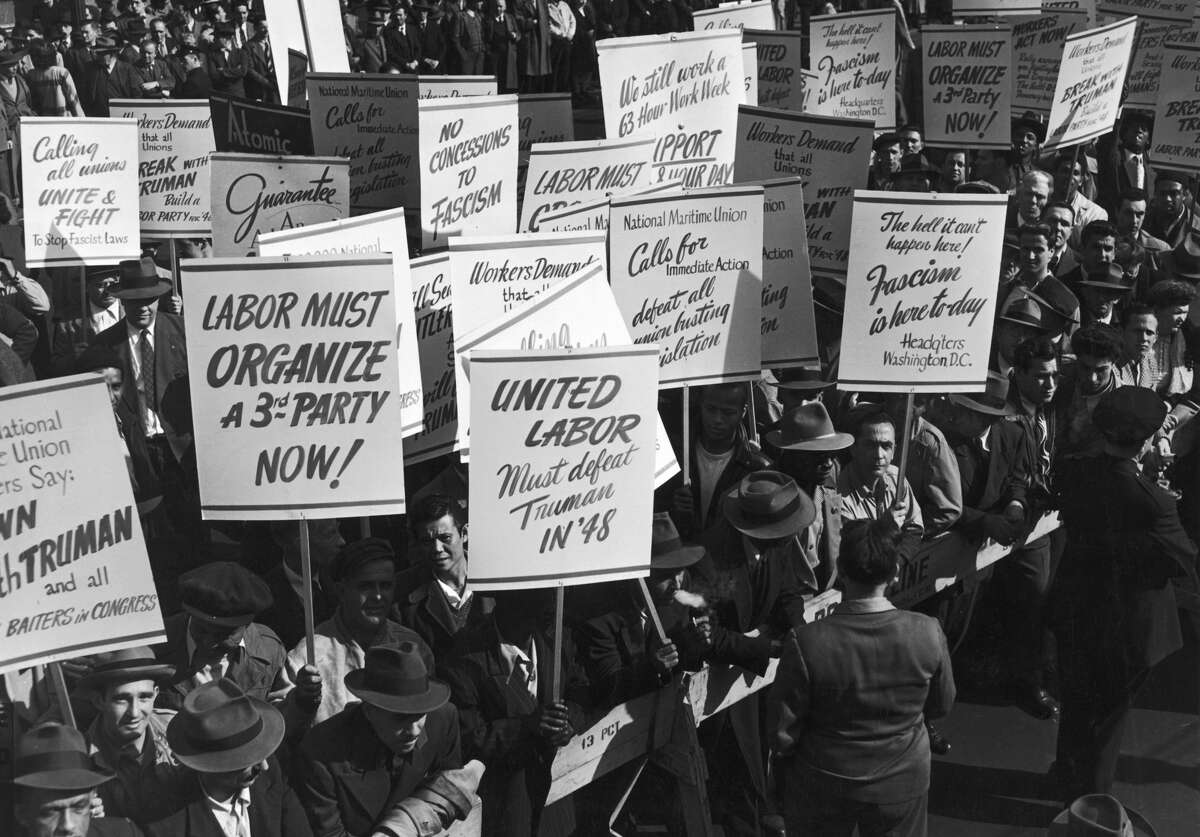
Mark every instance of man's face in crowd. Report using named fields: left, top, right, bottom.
left=877, top=142, right=902, bottom=174
left=1123, top=313, right=1157, bottom=360
left=699, top=386, right=744, bottom=447
left=199, top=26, right=214, bottom=44
left=1076, top=352, right=1114, bottom=396
left=1019, top=232, right=1051, bottom=279
left=941, top=152, right=966, bottom=188
left=94, top=679, right=157, bottom=746
left=17, top=789, right=93, bottom=837
left=415, top=514, right=467, bottom=577
left=202, top=760, right=268, bottom=799
left=1116, top=199, right=1146, bottom=238
left=1080, top=285, right=1122, bottom=322
left=1079, top=234, right=1115, bottom=274
left=1018, top=178, right=1050, bottom=223
left=233, top=3, right=249, bottom=22
left=364, top=705, right=427, bottom=755
left=86, top=274, right=118, bottom=308
left=124, top=297, right=157, bottom=330
left=851, top=420, right=894, bottom=479
left=1154, top=179, right=1185, bottom=217
left=188, top=619, right=247, bottom=660
left=100, top=366, right=123, bottom=406
left=1014, top=358, right=1058, bottom=406
left=782, top=449, right=839, bottom=489
left=898, top=129, right=922, bottom=155
left=1053, top=159, right=1082, bottom=201
left=151, top=20, right=167, bottom=41
left=1042, top=206, right=1073, bottom=251
left=183, top=50, right=201, bottom=69
left=338, top=558, right=394, bottom=636
left=996, top=321, right=1037, bottom=363
left=648, top=566, right=686, bottom=604
left=140, top=42, right=156, bottom=63
left=1155, top=303, right=1189, bottom=335
left=254, top=20, right=268, bottom=38
left=1013, top=128, right=1038, bottom=160
left=1120, top=119, right=1150, bottom=153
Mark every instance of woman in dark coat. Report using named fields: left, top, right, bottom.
left=514, top=0, right=551, bottom=91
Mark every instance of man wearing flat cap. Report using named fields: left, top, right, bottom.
left=147, top=680, right=312, bottom=837
left=1050, top=386, right=1198, bottom=800
left=13, top=723, right=142, bottom=837
left=297, top=643, right=474, bottom=837
left=153, top=561, right=323, bottom=735
left=286, top=538, right=435, bottom=725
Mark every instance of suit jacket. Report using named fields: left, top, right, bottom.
left=180, top=66, right=213, bottom=99
left=797, top=484, right=842, bottom=593
left=208, top=47, right=248, bottom=98
left=384, top=26, right=422, bottom=70
left=295, top=702, right=462, bottom=837
left=0, top=74, right=34, bottom=142
left=146, top=759, right=313, bottom=837
left=394, top=568, right=494, bottom=659
left=79, top=59, right=145, bottom=116
left=244, top=39, right=278, bottom=102
left=416, top=21, right=446, bottom=71
left=950, top=417, right=1033, bottom=542
left=654, top=434, right=772, bottom=540
left=1094, top=133, right=1155, bottom=218
left=358, top=35, right=390, bottom=73
left=87, top=818, right=143, bottom=837
left=91, top=312, right=191, bottom=462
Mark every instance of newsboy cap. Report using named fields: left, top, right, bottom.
left=1092, top=386, right=1167, bottom=446
left=178, top=561, right=273, bottom=627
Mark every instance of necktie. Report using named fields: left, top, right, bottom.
left=139, top=329, right=156, bottom=412
left=1126, top=154, right=1144, bottom=190
left=378, top=36, right=387, bottom=62
left=873, top=477, right=889, bottom=518
left=1035, top=410, right=1050, bottom=475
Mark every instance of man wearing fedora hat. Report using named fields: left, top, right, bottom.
left=75, top=647, right=182, bottom=825
left=1095, top=109, right=1155, bottom=217
left=992, top=293, right=1057, bottom=379
left=13, top=723, right=141, bottom=837
left=296, top=643, right=470, bottom=837
left=890, top=152, right=940, bottom=193
left=1161, top=223, right=1200, bottom=290
left=1050, top=793, right=1155, bottom=836
left=50, top=267, right=123, bottom=374
left=358, top=5, right=391, bottom=72
left=147, top=680, right=311, bottom=837
left=1000, top=225, right=1081, bottom=328
left=77, top=35, right=143, bottom=116
left=207, top=24, right=246, bottom=96
left=759, top=365, right=839, bottom=448
left=1050, top=386, right=1197, bottom=800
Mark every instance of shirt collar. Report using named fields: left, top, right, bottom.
left=833, top=597, right=895, bottom=615
left=202, top=782, right=251, bottom=811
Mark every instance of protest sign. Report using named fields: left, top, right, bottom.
left=255, top=209, right=424, bottom=438
left=609, top=186, right=764, bottom=388
left=1042, top=16, right=1137, bottom=152
left=800, top=69, right=817, bottom=111
left=1123, top=19, right=1171, bottom=109
left=694, top=0, right=775, bottom=30
left=1012, top=9, right=1089, bottom=115
left=742, top=43, right=759, bottom=105
left=418, top=95, right=519, bottom=248
left=209, top=93, right=315, bottom=156
left=734, top=105, right=872, bottom=280
left=808, top=9, right=896, bottom=129
left=837, top=192, right=1009, bottom=393
left=536, top=196, right=614, bottom=233
left=288, top=50, right=308, bottom=108
left=952, top=0, right=1040, bottom=14
left=301, top=0, right=351, bottom=73
left=1096, top=0, right=1193, bottom=21
left=744, top=30, right=806, bottom=110
left=467, top=346, right=659, bottom=589
left=0, top=375, right=165, bottom=673
left=1150, top=41, right=1200, bottom=172
left=209, top=152, right=350, bottom=257
left=418, top=76, right=497, bottom=98
left=264, top=0, right=304, bottom=101
left=306, top=73, right=420, bottom=213
left=742, top=177, right=818, bottom=368
left=403, top=253, right=457, bottom=465
left=597, top=29, right=743, bottom=188
left=520, top=138, right=656, bottom=232
left=518, top=93, right=575, bottom=168
left=1044, top=0, right=1096, bottom=24
left=922, top=26, right=1012, bottom=149
left=453, top=263, right=680, bottom=487
left=182, top=255, right=405, bottom=519
left=110, top=99, right=213, bottom=238
left=21, top=117, right=140, bottom=269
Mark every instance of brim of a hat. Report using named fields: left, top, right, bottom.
left=78, top=663, right=176, bottom=692
left=13, top=766, right=114, bottom=791
left=1079, top=281, right=1132, bottom=292
left=344, top=672, right=451, bottom=715
left=650, top=544, right=705, bottom=570
left=998, top=314, right=1050, bottom=332
left=111, top=280, right=173, bottom=300
left=1049, top=807, right=1154, bottom=837
left=764, top=428, right=854, bottom=451
left=775, top=379, right=835, bottom=391
left=721, top=493, right=816, bottom=539
left=947, top=394, right=1011, bottom=417
left=168, top=697, right=285, bottom=773
left=182, top=603, right=257, bottom=628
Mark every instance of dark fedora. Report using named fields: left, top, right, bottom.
left=765, top=402, right=853, bottom=452
left=77, top=646, right=175, bottom=693
left=1049, top=793, right=1152, bottom=836
left=14, top=724, right=114, bottom=790
left=871, top=131, right=900, bottom=153
left=1163, top=232, right=1200, bottom=282
left=948, top=372, right=1012, bottom=417
left=93, top=35, right=120, bottom=53
left=1093, top=386, right=1167, bottom=446
left=345, top=643, right=451, bottom=715
left=179, top=561, right=274, bottom=628
left=775, top=365, right=836, bottom=392
left=1033, top=277, right=1080, bottom=325
left=649, top=512, right=705, bottom=570
left=897, top=152, right=940, bottom=178
left=111, top=256, right=173, bottom=300
left=167, top=680, right=284, bottom=773
left=1012, top=113, right=1046, bottom=143
left=722, top=470, right=815, bottom=540
left=998, top=294, right=1052, bottom=333
left=956, top=180, right=1001, bottom=195
left=1080, top=263, right=1133, bottom=293
left=0, top=49, right=26, bottom=67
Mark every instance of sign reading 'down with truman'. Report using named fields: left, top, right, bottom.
left=610, top=186, right=763, bottom=388
left=307, top=73, right=419, bottom=213
left=1011, top=9, right=1088, bottom=115
left=694, top=1, right=775, bottom=30
left=838, top=192, right=1008, bottom=393
left=0, top=376, right=165, bottom=673
left=110, top=100, right=213, bottom=238
left=418, top=95, right=519, bottom=248
left=255, top=208, right=424, bottom=438
left=209, top=93, right=315, bottom=156
left=808, top=9, right=896, bottom=129
left=1150, top=41, right=1200, bottom=173
left=922, top=26, right=1012, bottom=149
left=1042, top=17, right=1137, bottom=152
left=404, top=253, right=457, bottom=465
left=521, top=138, right=656, bottom=232
left=209, top=152, right=350, bottom=257
left=744, top=30, right=805, bottom=110
left=21, top=118, right=140, bottom=268
left=598, top=29, right=743, bottom=189
left=735, top=106, right=872, bottom=280
left=468, top=346, right=658, bottom=589
left=182, top=256, right=405, bottom=520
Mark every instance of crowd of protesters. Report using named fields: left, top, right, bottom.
left=2, top=0, right=1200, bottom=836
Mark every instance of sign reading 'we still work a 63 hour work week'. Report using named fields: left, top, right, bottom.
left=0, top=375, right=165, bottom=673
left=468, top=346, right=659, bottom=589
left=1041, top=16, right=1138, bottom=152
left=21, top=118, right=141, bottom=268
left=922, top=26, right=1012, bottom=150
left=838, top=192, right=1009, bottom=393
left=181, top=255, right=406, bottom=520
left=609, top=186, right=763, bottom=388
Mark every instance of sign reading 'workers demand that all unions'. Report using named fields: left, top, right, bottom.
left=838, top=192, right=1009, bottom=393
left=0, top=375, right=165, bottom=674
left=181, top=255, right=406, bottom=520
left=21, top=117, right=141, bottom=269
left=468, top=346, right=659, bottom=590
